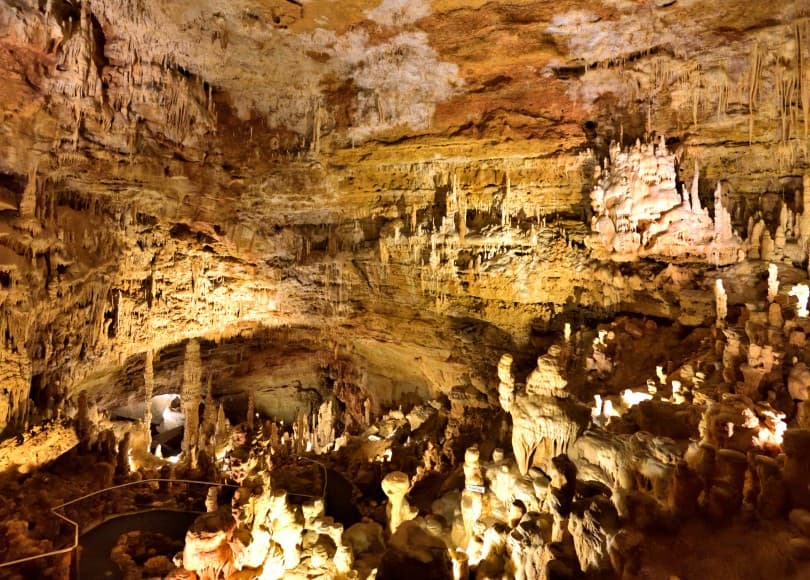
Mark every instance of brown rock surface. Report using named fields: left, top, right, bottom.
left=0, top=0, right=805, bottom=429
left=2, top=1, right=810, bottom=579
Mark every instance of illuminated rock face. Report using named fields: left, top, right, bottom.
left=382, top=470, right=419, bottom=534
left=0, top=0, right=804, bottom=429
left=181, top=511, right=238, bottom=579
left=4, top=1, right=810, bottom=580
left=180, top=339, right=202, bottom=467
left=503, top=346, right=590, bottom=475
left=587, top=137, right=741, bottom=264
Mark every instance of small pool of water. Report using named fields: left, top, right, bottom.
left=79, top=510, right=198, bottom=579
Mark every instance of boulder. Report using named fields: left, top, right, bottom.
left=377, top=521, right=452, bottom=580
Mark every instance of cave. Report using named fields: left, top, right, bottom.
left=1, top=1, right=810, bottom=579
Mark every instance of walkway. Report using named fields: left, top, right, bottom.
left=79, top=510, right=198, bottom=579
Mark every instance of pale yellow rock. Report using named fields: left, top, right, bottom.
left=381, top=471, right=419, bottom=535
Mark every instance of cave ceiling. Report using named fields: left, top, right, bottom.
left=0, top=0, right=809, bottom=417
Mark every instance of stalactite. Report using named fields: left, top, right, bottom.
left=793, top=19, right=810, bottom=147
left=19, top=164, right=38, bottom=220
left=310, top=98, right=322, bottom=155
left=502, top=175, right=511, bottom=228
left=775, top=65, right=798, bottom=143
left=247, top=387, right=255, bottom=432
left=691, top=159, right=701, bottom=213
left=458, top=179, right=467, bottom=245
left=748, top=43, right=762, bottom=144
left=690, top=67, right=703, bottom=128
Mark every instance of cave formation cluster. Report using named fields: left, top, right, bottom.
left=3, top=0, right=810, bottom=579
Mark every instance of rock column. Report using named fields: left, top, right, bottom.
left=182, top=339, right=202, bottom=468
left=461, top=445, right=484, bottom=548
left=382, top=471, right=418, bottom=534
left=143, top=350, right=154, bottom=453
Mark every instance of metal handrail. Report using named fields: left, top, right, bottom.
left=80, top=507, right=203, bottom=536
left=299, top=456, right=328, bottom=499
left=0, top=466, right=330, bottom=572
left=0, top=478, right=232, bottom=571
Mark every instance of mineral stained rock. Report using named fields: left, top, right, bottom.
left=2, top=1, right=810, bottom=579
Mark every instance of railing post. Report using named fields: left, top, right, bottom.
left=71, top=546, right=80, bottom=580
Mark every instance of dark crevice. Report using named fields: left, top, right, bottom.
left=550, top=45, right=675, bottom=80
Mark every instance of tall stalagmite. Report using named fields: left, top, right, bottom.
left=181, top=339, right=202, bottom=468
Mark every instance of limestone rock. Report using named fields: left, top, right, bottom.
left=790, top=537, right=810, bottom=561
left=382, top=471, right=419, bottom=534
left=377, top=520, right=453, bottom=580
left=783, top=429, right=810, bottom=509
left=343, top=520, right=385, bottom=556
left=181, top=511, right=237, bottom=578
left=790, top=363, right=810, bottom=400
left=506, top=346, right=590, bottom=474
left=790, top=509, right=810, bottom=537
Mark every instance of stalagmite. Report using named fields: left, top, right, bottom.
left=205, top=487, right=218, bottom=512
left=381, top=471, right=418, bottom=534
left=313, top=398, right=336, bottom=454
left=2, top=5, right=810, bottom=580
left=181, top=338, right=202, bottom=468
left=790, top=284, right=810, bottom=318
left=461, top=445, right=485, bottom=547
left=497, top=353, right=515, bottom=412
left=801, top=174, right=810, bottom=253
left=200, top=375, right=217, bottom=452
left=762, top=231, right=775, bottom=261
left=504, top=345, right=590, bottom=474
left=143, top=350, right=154, bottom=453
left=768, top=263, right=779, bottom=303
left=715, top=279, right=727, bottom=325
left=116, top=432, right=131, bottom=476
left=246, top=387, right=255, bottom=432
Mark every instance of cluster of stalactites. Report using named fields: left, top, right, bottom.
left=500, top=345, right=589, bottom=475
left=588, top=136, right=740, bottom=264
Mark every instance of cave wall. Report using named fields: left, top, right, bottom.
left=0, top=0, right=808, bottom=432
